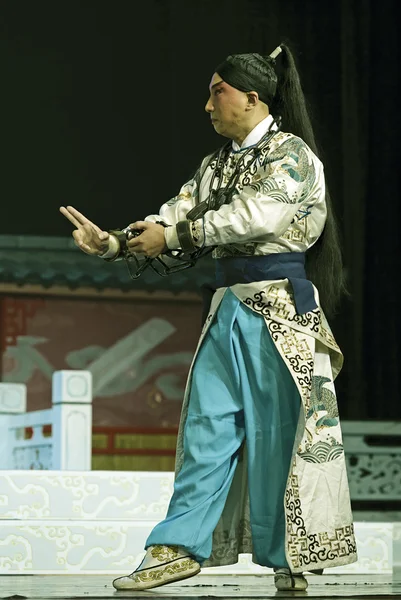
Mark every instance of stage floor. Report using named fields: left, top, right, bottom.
left=1, top=574, right=400, bottom=599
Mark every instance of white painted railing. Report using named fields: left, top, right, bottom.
left=0, top=370, right=92, bottom=470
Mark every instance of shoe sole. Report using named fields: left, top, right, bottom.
left=275, top=584, right=308, bottom=591
left=114, top=564, right=201, bottom=591
left=275, top=580, right=308, bottom=591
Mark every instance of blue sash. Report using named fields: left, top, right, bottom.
left=201, top=253, right=317, bottom=325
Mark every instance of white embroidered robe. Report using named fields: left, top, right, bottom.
left=142, top=115, right=357, bottom=572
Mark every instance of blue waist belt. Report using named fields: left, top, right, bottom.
left=201, top=253, right=317, bottom=324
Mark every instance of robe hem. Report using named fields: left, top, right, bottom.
left=202, top=551, right=358, bottom=571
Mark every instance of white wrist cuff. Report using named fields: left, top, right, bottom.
left=164, top=225, right=180, bottom=250
left=100, top=234, right=120, bottom=259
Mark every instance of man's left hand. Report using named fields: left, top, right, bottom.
left=127, top=221, right=168, bottom=258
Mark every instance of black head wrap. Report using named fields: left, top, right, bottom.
left=215, top=49, right=281, bottom=106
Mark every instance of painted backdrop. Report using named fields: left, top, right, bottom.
left=1, top=295, right=202, bottom=429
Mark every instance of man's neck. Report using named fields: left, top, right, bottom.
left=232, top=125, right=256, bottom=147
left=232, top=113, right=273, bottom=150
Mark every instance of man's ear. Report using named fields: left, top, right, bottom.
left=246, top=90, right=259, bottom=109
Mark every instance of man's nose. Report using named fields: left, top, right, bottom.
left=205, top=97, right=213, bottom=113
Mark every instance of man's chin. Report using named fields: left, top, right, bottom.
left=211, top=121, right=226, bottom=136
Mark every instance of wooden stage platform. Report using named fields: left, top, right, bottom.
left=1, top=573, right=400, bottom=599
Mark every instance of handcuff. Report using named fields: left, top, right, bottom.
left=106, top=223, right=212, bottom=280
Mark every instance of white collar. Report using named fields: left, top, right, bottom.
left=232, top=114, right=275, bottom=152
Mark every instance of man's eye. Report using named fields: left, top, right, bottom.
left=214, top=89, right=222, bottom=95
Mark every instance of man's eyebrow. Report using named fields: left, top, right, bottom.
left=210, top=80, right=224, bottom=90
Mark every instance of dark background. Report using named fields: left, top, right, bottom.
left=0, top=0, right=399, bottom=419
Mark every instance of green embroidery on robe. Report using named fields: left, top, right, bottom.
left=306, top=375, right=339, bottom=428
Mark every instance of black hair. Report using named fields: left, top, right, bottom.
left=215, top=53, right=278, bottom=106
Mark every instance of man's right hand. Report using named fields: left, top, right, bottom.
left=59, top=206, right=110, bottom=256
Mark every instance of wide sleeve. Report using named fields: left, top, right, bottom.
left=166, top=137, right=324, bottom=251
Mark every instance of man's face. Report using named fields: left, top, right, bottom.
left=205, top=72, right=248, bottom=139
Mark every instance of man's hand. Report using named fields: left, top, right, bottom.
left=127, top=221, right=167, bottom=258
left=59, top=206, right=110, bottom=255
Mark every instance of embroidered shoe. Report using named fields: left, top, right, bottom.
left=112, top=544, right=201, bottom=591
left=274, top=568, right=308, bottom=591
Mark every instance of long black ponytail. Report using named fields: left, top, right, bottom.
left=270, top=43, right=348, bottom=317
